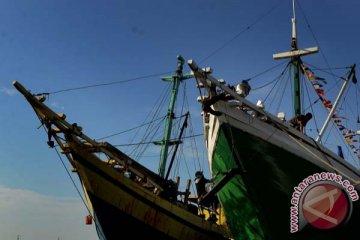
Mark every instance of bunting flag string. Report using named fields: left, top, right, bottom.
left=300, top=64, right=360, bottom=160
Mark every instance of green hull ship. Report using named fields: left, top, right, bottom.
left=188, top=1, right=360, bottom=239
left=186, top=97, right=360, bottom=239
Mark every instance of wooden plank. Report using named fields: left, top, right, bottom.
left=273, top=46, right=319, bottom=59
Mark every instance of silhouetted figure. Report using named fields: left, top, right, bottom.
left=194, top=171, right=219, bottom=223
left=160, top=179, right=178, bottom=202
left=195, top=171, right=210, bottom=198
left=289, top=112, right=312, bottom=132
left=195, top=171, right=219, bottom=207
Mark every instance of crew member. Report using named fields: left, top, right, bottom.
left=289, top=112, right=313, bottom=132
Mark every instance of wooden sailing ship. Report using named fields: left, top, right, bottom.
left=13, top=56, right=231, bottom=240
left=187, top=0, right=360, bottom=239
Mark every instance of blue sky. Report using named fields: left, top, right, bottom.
left=0, top=0, right=359, bottom=239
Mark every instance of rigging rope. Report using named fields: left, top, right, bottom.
left=199, top=0, right=284, bottom=64
left=47, top=71, right=172, bottom=95
left=96, top=115, right=165, bottom=141
left=52, top=146, right=107, bottom=240
left=296, top=0, right=343, bottom=91
left=261, top=62, right=291, bottom=108
left=114, top=133, right=203, bottom=147
left=53, top=147, right=92, bottom=214
left=301, top=63, right=360, bottom=165
left=252, top=62, right=290, bottom=92
left=248, top=61, right=289, bottom=83
left=128, top=83, right=171, bottom=159
left=40, top=122, right=107, bottom=239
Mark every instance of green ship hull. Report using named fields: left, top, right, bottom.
left=186, top=3, right=360, bottom=236
left=211, top=123, right=360, bottom=240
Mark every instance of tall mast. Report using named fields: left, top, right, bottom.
left=291, top=0, right=301, bottom=116
left=273, top=0, right=318, bottom=117
left=158, top=55, right=192, bottom=178
left=316, top=65, right=357, bottom=142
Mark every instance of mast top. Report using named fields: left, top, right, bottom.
left=273, top=0, right=319, bottom=59
left=291, top=0, right=297, bottom=49
left=273, top=0, right=319, bottom=117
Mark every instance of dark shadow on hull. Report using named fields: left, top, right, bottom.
left=88, top=191, right=175, bottom=240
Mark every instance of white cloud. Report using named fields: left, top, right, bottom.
left=0, top=186, right=98, bottom=240
left=0, top=87, right=17, bottom=96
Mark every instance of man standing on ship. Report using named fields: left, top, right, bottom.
left=289, top=112, right=313, bottom=132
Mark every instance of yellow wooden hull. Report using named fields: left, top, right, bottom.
left=71, top=141, right=230, bottom=240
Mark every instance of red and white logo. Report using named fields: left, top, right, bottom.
left=290, top=172, right=358, bottom=233
left=301, top=182, right=350, bottom=230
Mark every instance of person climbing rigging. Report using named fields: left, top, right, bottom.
left=289, top=112, right=313, bottom=132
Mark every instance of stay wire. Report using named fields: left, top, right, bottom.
left=53, top=147, right=92, bottom=214
left=48, top=71, right=172, bottom=95
left=252, top=61, right=291, bottom=92
left=40, top=124, right=112, bottom=240
left=199, top=0, right=285, bottom=64
left=183, top=91, right=203, bottom=172
left=130, top=83, right=173, bottom=159
left=128, top=83, right=170, bottom=157
left=296, top=0, right=339, bottom=89
left=248, top=61, right=289, bottom=83
left=52, top=145, right=106, bottom=240
left=114, top=133, right=203, bottom=147
left=40, top=122, right=101, bottom=233
left=95, top=115, right=166, bottom=141
left=37, top=117, right=100, bottom=236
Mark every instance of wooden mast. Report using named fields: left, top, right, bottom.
left=316, top=65, right=357, bottom=142
left=273, top=0, right=318, bottom=117
left=158, top=55, right=192, bottom=178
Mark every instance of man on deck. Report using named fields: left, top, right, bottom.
left=289, top=112, right=313, bottom=132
